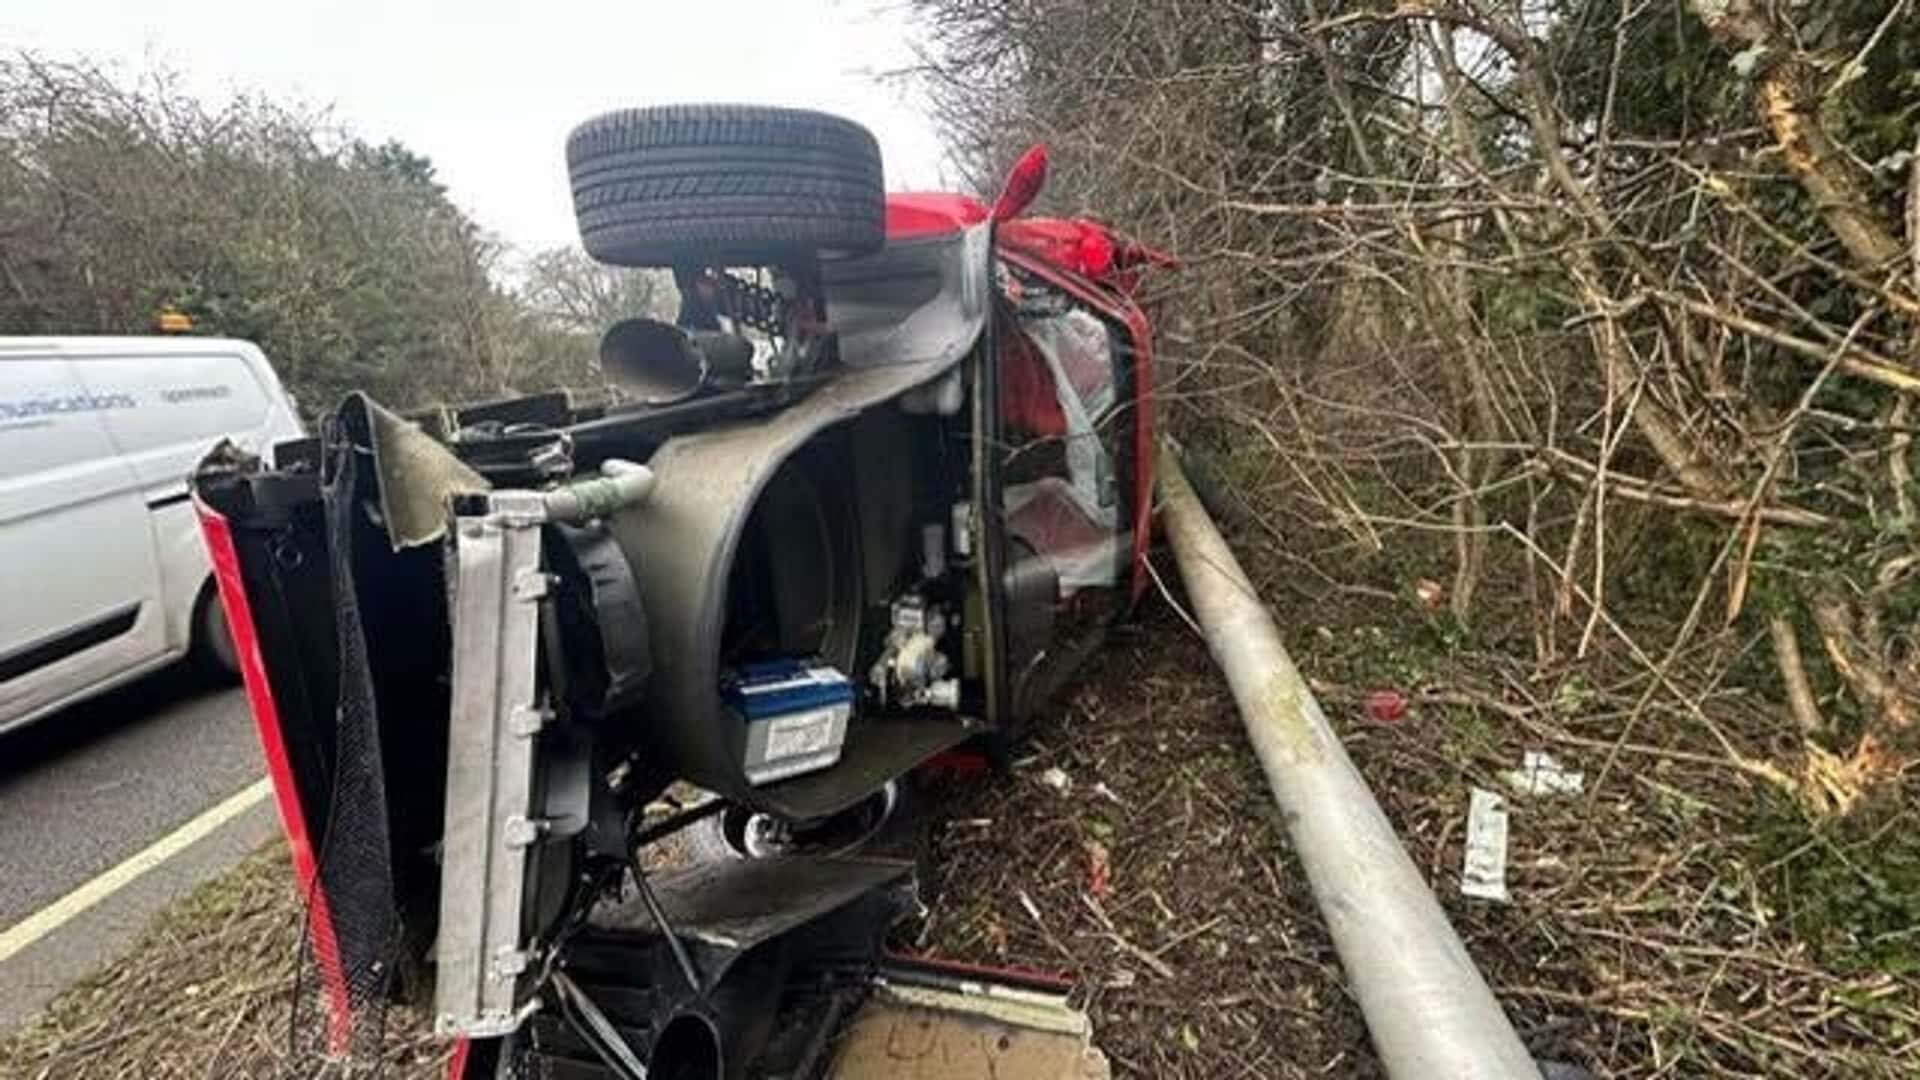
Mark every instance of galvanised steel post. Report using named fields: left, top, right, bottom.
left=1157, top=446, right=1538, bottom=1080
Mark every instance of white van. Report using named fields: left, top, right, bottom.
left=0, top=337, right=304, bottom=733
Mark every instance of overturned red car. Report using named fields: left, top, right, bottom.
left=192, top=104, right=1168, bottom=1079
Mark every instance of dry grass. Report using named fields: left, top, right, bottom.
left=919, top=616, right=1374, bottom=1078
left=922, top=593, right=1920, bottom=1078
left=0, top=847, right=444, bottom=1079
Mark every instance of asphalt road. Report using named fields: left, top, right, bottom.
left=0, top=667, right=275, bottom=1034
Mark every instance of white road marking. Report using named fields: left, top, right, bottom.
left=0, top=777, right=271, bottom=965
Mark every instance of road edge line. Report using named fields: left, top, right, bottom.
left=0, top=777, right=271, bottom=965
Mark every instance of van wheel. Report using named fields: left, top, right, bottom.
left=190, top=585, right=241, bottom=682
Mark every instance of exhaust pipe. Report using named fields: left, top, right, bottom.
left=600, top=317, right=755, bottom=405
left=1156, top=446, right=1538, bottom=1079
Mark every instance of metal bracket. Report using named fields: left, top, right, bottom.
left=491, top=947, right=533, bottom=980
left=503, top=814, right=547, bottom=849
left=509, top=705, right=551, bottom=738
left=512, top=568, right=552, bottom=601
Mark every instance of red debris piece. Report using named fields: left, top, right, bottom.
left=1364, top=689, right=1409, bottom=725
left=1415, top=578, right=1446, bottom=610
left=1086, top=840, right=1112, bottom=898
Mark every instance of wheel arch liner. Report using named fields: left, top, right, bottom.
left=610, top=226, right=991, bottom=821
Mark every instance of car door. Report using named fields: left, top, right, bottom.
left=0, top=351, right=167, bottom=729
left=987, top=252, right=1153, bottom=721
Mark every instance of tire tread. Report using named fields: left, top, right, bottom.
left=565, top=104, right=885, bottom=266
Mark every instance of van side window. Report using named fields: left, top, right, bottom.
left=66, top=352, right=273, bottom=466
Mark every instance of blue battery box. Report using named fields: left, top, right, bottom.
left=722, top=658, right=855, bottom=785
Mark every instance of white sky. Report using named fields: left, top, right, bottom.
left=3, top=0, right=950, bottom=256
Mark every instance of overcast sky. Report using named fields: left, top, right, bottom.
left=3, top=0, right=948, bottom=256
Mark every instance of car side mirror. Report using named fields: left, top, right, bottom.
left=990, top=144, right=1049, bottom=222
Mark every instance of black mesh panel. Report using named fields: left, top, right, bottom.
left=286, top=416, right=403, bottom=1061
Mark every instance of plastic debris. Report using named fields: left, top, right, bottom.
left=1461, top=787, right=1511, bottom=903
left=1501, top=750, right=1585, bottom=797
left=1086, top=840, right=1112, bottom=898
left=1415, top=578, right=1446, bottom=609
left=1017, top=889, right=1045, bottom=924
left=1039, top=766, right=1073, bottom=793
left=1364, top=689, right=1409, bottom=725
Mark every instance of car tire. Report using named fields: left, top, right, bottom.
left=566, top=104, right=886, bottom=267
left=189, top=583, right=241, bottom=682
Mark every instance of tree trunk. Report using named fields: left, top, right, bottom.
left=1688, top=1, right=1905, bottom=271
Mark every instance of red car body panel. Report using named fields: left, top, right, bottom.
left=883, top=192, right=1162, bottom=599
left=195, top=496, right=354, bottom=1053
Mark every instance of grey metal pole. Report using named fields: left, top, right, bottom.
left=1157, top=446, right=1538, bottom=1080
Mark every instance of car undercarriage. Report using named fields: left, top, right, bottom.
left=192, top=104, right=1168, bottom=1079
